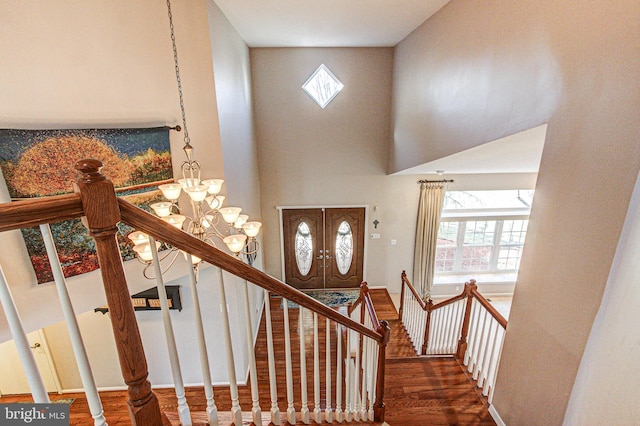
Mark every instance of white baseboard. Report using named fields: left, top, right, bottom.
left=489, top=404, right=506, bottom=426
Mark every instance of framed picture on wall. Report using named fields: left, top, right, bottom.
left=0, top=127, right=174, bottom=284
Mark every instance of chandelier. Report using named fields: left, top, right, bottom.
left=128, top=0, right=261, bottom=276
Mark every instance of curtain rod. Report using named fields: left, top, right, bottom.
left=417, top=179, right=454, bottom=184
left=168, top=125, right=182, bottom=131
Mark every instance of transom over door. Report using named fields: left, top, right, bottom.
left=282, top=208, right=365, bottom=290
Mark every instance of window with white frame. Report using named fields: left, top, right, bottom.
left=435, top=190, right=533, bottom=277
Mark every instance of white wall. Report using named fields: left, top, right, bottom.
left=43, top=266, right=263, bottom=389
left=563, top=170, right=640, bottom=425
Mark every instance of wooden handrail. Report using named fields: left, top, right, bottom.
left=0, top=193, right=84, bottom=232
left=360, top=282, right=384, bottom=335
left=400, top=272, right=428, bottom=310
left=470, top=288, right=508, bottom=329
left=401, top=271, right=469, bottom=313
left=118, top=199, right=384, bottom=343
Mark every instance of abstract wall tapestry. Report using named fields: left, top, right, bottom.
left=0, top=127, right=173, bottom=284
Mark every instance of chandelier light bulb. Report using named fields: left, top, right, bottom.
left=184, top=184, right=208, bottom=202
left=133, top=241, right=161, bottom=262
left=220, top=207, right=242, bottom=224
left=178, top=177, right=200, bottom=188
left=223, top=234, right=247, bottom=253
left=242, top=221, right=262, bottom=237
left=202, top=179, right=224, bottom=195
left=161, top=214, right=186, bottom=229
left=200, top=214, right=214, bottom=229
left=158, top=183, right=182, bottom=201
left=234, top=214, right=249, bottom=228
left=128, top=231, right=150, bottom=246
left=150, top=201, right=172, bottom=217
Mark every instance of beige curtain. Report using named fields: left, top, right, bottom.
left=413, top=181, right=447, bottom=300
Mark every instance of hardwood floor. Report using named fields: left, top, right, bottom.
left=0, top=288, right=494, bottom=425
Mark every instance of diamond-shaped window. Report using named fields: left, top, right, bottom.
left=302, top=64, right=344, bottom=109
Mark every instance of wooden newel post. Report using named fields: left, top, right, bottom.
left=398, top=271, right=406, bottom=319
left=455, top=279, right=477, bottom=361
left=421, top=298, right=434, bottom=355
left=374, top=320, right=390, bottom=423
left=74, top=159, right=163, bottom=425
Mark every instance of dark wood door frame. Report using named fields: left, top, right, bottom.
left=278, top=205, right=369, bottom=290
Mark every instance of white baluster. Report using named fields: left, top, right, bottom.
left=463, top=302, right=477, bottom=371
left=0, top=265, right=49, bottom=402
left=488, top=328, right=506, bottom=403
left=410, top=299, right=418, bottom=347
left=352, top=332, right=361, bottom=422
left=313, top=312, right=322, bottom=423
left=478, top=319, right=496, bottom=389
left=184, top=253, right=219, bottom=426
left=465, top=301, right=480, bottom=367
left=263, top=291, right=281, bottom=425
left=436, top=307, right=447, bottom=352
left=215, top=267, right=242, bottom=426
left=345, top=330, right=352, bottom=422
left=451, top=301, right=465, bottom=353
left=369, top=340, right=378, bottom=421
left=283, top=299, right=296, bottom=424
left=149, top=237, right=191, bottom=425
left=472, top=310, right=489, bottom=380
left=367, top=337, right=376, bottom=421
left=325, top=317, right=333, bottom=423
left=242, top=280, right=262, bottom=425
left=335, top=323, right=343, bottom=423
left=360, top=335, right=367, bottom=421
left=299, top=307, right=310, bottom=424
left=427, top=309, right=436, bottom=353
left=401, top=291, right=408, bottom=325
left=444, top=304, right=455, bottom=352
left=40, top=225, right=106, bottom=425
left=419, top=308, right=427, bottom=353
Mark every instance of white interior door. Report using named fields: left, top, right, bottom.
left=0, top=330, right=61, bottom=396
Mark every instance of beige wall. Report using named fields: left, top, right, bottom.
left=0, top=0, right=224, bottom=338
left=393, top=1, right=640, bottom=424
left=0, top=0, right=263, bottom=390
left=251, top=47, right=425, bottom=289
left=250, top=47, right=537, bottom=293
left=563, top=171, right=640, bottom=425
left=207, top=0, right=261, bottom=220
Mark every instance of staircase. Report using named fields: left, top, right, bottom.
left=0, top=160, right=501, bottom=425
left=158, top=289, right=495, bottom=425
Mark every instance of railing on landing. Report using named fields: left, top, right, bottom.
left=0, top=159, right=389, bottom=425
left=399, top=270, right=508, bottom=402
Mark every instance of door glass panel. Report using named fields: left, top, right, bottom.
left=295, top=222, right=313, bottom=276
left=335, top=221, right=353, bottom=274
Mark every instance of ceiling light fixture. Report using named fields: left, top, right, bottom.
left=128, top=0, right=261, bottom=277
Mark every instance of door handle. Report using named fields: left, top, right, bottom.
left=30, top=343, right=41, bottom=349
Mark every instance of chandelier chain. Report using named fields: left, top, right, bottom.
left=166, top=0, right=191, bottom=148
